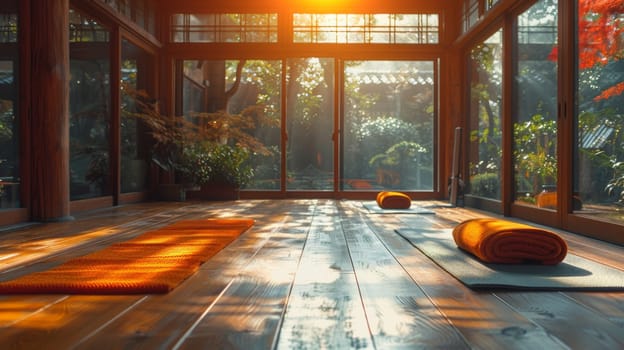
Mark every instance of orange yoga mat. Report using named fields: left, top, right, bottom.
left=0, top=218, right=254, bottom=294
left=376, top=191, right=412, bottom=209
left=452, top=218, right=567, bottom=265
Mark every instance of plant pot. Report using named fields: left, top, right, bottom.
left=186, top=182, right=240, bottom=201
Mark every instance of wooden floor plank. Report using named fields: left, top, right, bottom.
left=0, top=295, right=68, bottom=328
left=0, top=203, right=229, bottom=349
left=0, top=200, right=622, bottom=350
left=0, top=295, right=145, bottom=349
left=275, top=201, right=373, bottom=350
left=357, top=204, right=569, bottom=350
left=175, top=202, right=313, bottom=350
left=564, top=292, right=624, bottom=328
left=71, top=200, right=302, bottom=349
left=339, top=202, right=469, bottom=349
left=497, top=292, right=624, bottom=349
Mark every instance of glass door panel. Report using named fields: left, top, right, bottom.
left=513, top=0, right=558, bottom=208
left=120, top=39, right=150, bottom=193
left=286, top=58, right=334, bottom=191
left=343, top=60, right=435, bottom=191
left=179, top=59, right=282, bottom=190
left=0, top=0, right=19, bottom=209
left=227, top=60, right=282, bottom=190
left=0, top=59, right=19, bottom=209
left=467, top=29, right=503, bottom=200
left=69, top=9, right=111, bottom=200
left=573, top=1, right=624, bottom=224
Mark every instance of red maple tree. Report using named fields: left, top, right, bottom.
left=549, top=0, right=624, bottom=101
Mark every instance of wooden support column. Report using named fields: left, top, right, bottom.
left=30, top=0, right=72, bottom=221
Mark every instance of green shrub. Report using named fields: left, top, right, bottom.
left=470, top=172, right=500, bottom=198
left=179, top=142, right=253, bottom=187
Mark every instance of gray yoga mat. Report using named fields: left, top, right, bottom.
left=362, top=201, right=435, bottom=214
left=396, top=227, right=624, bottom=290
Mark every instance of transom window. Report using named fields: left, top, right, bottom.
left=97, top=0, right=155, bottom=35
left=0, top=14, right=17, bottom=43
left=69, top=10, right=109, bottom=42
left=169, top=13, right=440, bottom=44
left=171, top=13, right=279, bottom=43
left=486, top=0, right=501, bottom=11
left=293, top=13, right=439, bottom=44
left=463, top=0, right=480, bottom=33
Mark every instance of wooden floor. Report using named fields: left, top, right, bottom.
left=0, top=199, right=623, bottom=349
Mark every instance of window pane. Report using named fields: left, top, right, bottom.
left=0, top=13, right=18, bottom=43
left=574, top=1, right=624, bottom=224
left=69, top=10, right=111, bottom=200
left=69, top=10, right=109, bottom=42
left=343, top=60, right=435, bottom=191
left=226, top=60, right=282, bottom=190
left=0, top=1, right=18, bottom=209
left=486, top=0, right=501, bottom=11
left=120, top=39, right=150, bottom=194
left=96, top=0, right=155, bottom=36
left=0, top=60, right=18, bottom=209
left=513, top=0, right=558, bottom=208
left=0, top=58, right=19, bottom=208
left=463, top=0, right=480, bottom=33
left=467, top=29, right=503, bottom=200
left=293, top=13, right=439, bottom=44
left=171, top=13, right=278, bottom=43
left=180, top=60, right=282, bottom=190
left=286, top=58, right=334, bottom=191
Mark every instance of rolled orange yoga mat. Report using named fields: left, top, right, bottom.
left=376, top=191, right=412, bottom=209
left=452, top=218, right=567, bottom=265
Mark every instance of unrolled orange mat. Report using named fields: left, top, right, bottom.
left=0, top=218, right=254, bottom=294
left=452, top=218, right=567, bottom=265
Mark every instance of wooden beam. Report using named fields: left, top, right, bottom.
left=30, top=0, right=72, bottom=221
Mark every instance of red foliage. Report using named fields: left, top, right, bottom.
left=591, top=0, right=624, bottom=13
left=594, top=81, right=624, bottom=101
left=576, top=0, right=624, bottom=70
left=550, top=0, right=624, bottom=101
left=549, top=0, right=624, bottom=69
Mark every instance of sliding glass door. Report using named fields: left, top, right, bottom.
left=69, top=9, right=111, bottom=200
left=0, top=0, right=18, bottom=210
left=179, top=59, right=282, bottom=190
left=178, top=57, right=438, bottom=195
left=120, top=39, right=153, bottom=194
left=285, top=58, right=335, bottom=191
left=512, top=0, right=558, bottom=211
left=343, top=60, right=435, bottom=191
left=573, top=0, right=624, bottom=226
left=466, top=29, right=503, bottom=202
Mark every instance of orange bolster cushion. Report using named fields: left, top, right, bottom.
left=452, top=218, right=567, bottom=265
left=376, top=191, right=411, bottom=209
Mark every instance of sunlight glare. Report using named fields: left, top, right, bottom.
left=296, top=263, right=340, bottom=285
left=295, top=0, right=355, bottom=10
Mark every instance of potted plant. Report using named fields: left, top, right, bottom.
left=121, top=83, right=201, bottom=200
left=180, top=141, right=254, bottom=200
left=121, top=60, right=276, bottom=201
